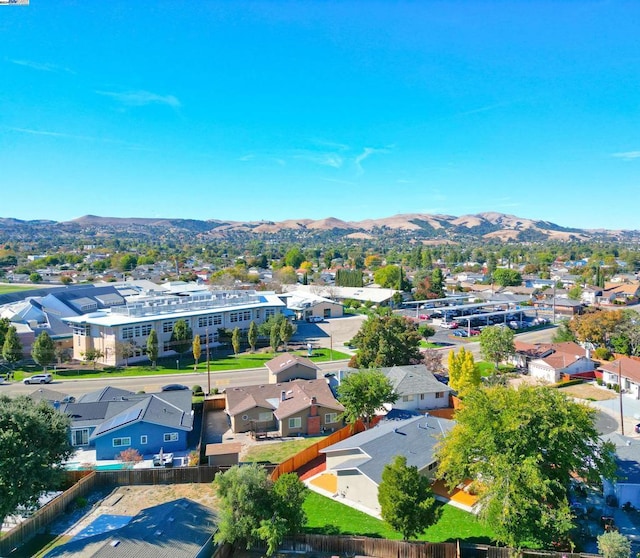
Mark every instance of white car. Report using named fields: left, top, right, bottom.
left=307, top=316, right=324, bottom=323
left=23, top=373, right=53, bottom=385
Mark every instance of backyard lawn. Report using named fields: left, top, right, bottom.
left=303, top=491, right=494, bottom=543
left=243, top=437, right=325, bottom=463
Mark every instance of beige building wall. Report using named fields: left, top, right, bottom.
left=269, top=363, right=317, bottom=383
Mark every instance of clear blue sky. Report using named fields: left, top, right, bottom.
left=2, top=1, right=639, bottom=230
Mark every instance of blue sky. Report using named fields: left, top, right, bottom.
left=2, top=1, right=639, bottom=230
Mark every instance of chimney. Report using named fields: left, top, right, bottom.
left=310, top=396, right=318, bottom=416
left=281, top=391, right=286, bottom=401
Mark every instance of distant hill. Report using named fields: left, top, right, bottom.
left=0, top=212, right=637, bottom=245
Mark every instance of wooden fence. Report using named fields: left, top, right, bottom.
left=270, top=421, right=367, bottom=481
left=272, top=535, right=458, bottom=558
left=0, top=472, right=101, bottom=557
left=269, top=536, right=600, bottom=558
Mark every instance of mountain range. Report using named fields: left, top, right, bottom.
left=0, top=212, right=637, bottom=244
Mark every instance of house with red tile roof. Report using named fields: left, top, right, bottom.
left=527, top=342, right=595, bottom=384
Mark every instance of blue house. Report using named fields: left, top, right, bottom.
left=62, top=386, right=193, bottom=460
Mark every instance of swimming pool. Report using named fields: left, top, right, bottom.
left=65, top=462, right=130, bottom=471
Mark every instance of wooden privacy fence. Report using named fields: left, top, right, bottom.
left=273, top=535, right=457, bottom=558
left=270, top=420, right=367, bottom=481
left=66, top=465, right=222, bottom=487
left=0, top=472, right=101, bottom=557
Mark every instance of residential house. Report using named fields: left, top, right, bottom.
left=339, top=365, right=452, bottom=411
left=527, top=342, right=595, bottom=384
left=601, top=283, right=640, bottom=306
left=225, top=379, right=344, bottom=436
left=265, top=352, right=319, bottom=384
left=320, top=415, right=455, bottom=514
left=59, top=386, right=193, bottom=460
left=600, top=357, right=640, bottom=399
left=602, top=433, right=640, bottom=509
left=46, top=498, right=217, bottom=558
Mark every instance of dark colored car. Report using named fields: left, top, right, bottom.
left=635, top=423, right=640, bottom=434
left=161, top=384, right=190, bottom=392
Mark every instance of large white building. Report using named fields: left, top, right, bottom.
left=63, top=289, right=286, bottom=367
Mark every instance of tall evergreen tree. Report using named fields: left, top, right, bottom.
left=32, top=331, right=56, bottom=372
left=146, top=329, right=159, bottom=369
left=2, top=325, right=23, bottom=368
left=248, top=321, right=258, bottom=352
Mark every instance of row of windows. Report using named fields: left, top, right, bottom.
left=197, top=314, right=223, bottom=328
left=121, top=324, right=153, bottom=340
left=243, top=413, right=338, bottom=427
left=229, top=310, right=252, bottom=323
left=112, top=432, right=178, bottom=448
left=199, top=331, right=220, bottom=344
left=402, top=392, right=445, bottom=402
left=163, top=321, right=175, bottom=333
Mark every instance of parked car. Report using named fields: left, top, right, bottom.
left=635, top=423, right=640, bottom=434
left=418, top=314, right=430, bottom=320
left=161, top=384, right=190, bottom=392
left=440, top=321, right=458, bottom=329
left=469, top=329, right=481, bottom=336
left=23, top=373, right=53, bottom=385
left=307, top=316, right=324, bottom=323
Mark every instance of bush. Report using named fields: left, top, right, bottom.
left=75, top=496, right=88, bottom=508
left=607, top=383, right=612, bottom=390
left=117, top=448, right=143, bottom=464
left=597, top=378, right=604, bottom=386
left=594, top=347, right=613, bottom=361
left=211, top=387, right=219, bottom=395
left=614, top=384, right=621, bottom=393
left=192, top=385, right=204, bottom=396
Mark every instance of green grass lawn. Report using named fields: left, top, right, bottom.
left=243, top=437, right=325, bottom=463
left=420, top=341, right=445, bottom=349
left=0, top=284, right=40, bottom=295
left=303, top=491, right=494, bottom=543
left=475, top=362, right=515, bottom=377
left=12, top=348, right=351, bottom=382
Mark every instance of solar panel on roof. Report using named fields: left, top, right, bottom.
left=94, top=407, right=142, bottom=435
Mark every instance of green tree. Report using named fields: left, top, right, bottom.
left=492, top=268, right=523, bottom=287
left=597, top=531, right=631, bottom=558
left=116, top=253, right=138, bottom=272
left=568, top=284, right=583, bottom=300
left=232, top=327, right=241, bottom=357
left=248, top=321, right=258, bottom=352
left=0, top=317, right=9, bottom=352
left=351, top=315, right=423, bottom=369
left=430, top=268, right=445, bottom=297
left=552, top=320, right=576, bottom=343
left=479, top=325, right=515, bottom=372
left=31, top=331, right=56, bottom=372
left=2, top=325, right=23, bottom=368
left=447, top=346, right=479, bottom=395
left=29, top=272, right=43, bottom=283
left=337, top=369, right=397, bottom=428
left=378, top=456, right=440, bottom=540
left=146, top=329, right=159, bottom=369
left=270, top=325, right=281, bottom=353
left=214, top=465, right=307, bottom=555
left=192, top=334, right=201, bottom=370
left=0, top=395, right=73, bottom=528
left=284, top=247, right=305, bottom=269
left=279, top=319, right=294, bottom=351
left=170, top=319, right=193, bottom=364
left=374, top=265, right=402, bottom=288
left=81, top=347, right=104, bottom=370
left=436, top=385, right=616, bottom=548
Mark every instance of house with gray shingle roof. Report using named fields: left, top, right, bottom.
left=264, top=352, right=319, bottom=384
left=320, top=415, right=454, bottom=514
left=225, top=379, right=344, bottom=436
left=52, top=387, right=193, bottom=460
left=601, top=433, right=640, bottom=509
left=45, top=498, right=217, bottom=558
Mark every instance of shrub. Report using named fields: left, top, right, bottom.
left=117, top=448, right=143, bottom=464
left=596, top=378, right=604, bottom=386
left=187, top=450, right=200, bottom=467
left=594, top=347, right=613, bottom=361
left=211, top=387, right=219, bottom=395
left=614, top=384, right=621, bottom=393
left=75, top=496, right=88, bottom=508
left=607, top=383, right=612, bottom=390
left=192, top=385, right=204, bottom=396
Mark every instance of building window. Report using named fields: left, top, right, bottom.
left=163, top=321, right=175, bottom=333
left=428, top=461, right=438, bottom=471
left=265, top=308, right=276, bottom=319
left=435, top=392, right=444, bottom=399
left=71, top=429, right=89, bottom=446
left=241, top=414, right=249, bottom=420
left=420, top=394, right=425, bottom=400
left=325, top=413, right=338, bottom=424
left=163, top=432, right=179, bottom=442
left=243, top=310, right=251, bottom=321
left=403, top=395, right=414, bottom=402
left=113, top=437, right=131, bottom=448
left=229, top=312, right=239, bottom=323
left=140, top=435, right=148, bottom=445
left=258, top=412, right=272, bottom=422
left=288, top=417, right=302, bottom=429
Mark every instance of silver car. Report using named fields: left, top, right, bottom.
left=23, top=373, right=53, bottom=385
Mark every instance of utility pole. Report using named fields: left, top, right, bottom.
left=619, top=360, right=625, bottom=436
left=206, top=327, right=211, bottom=396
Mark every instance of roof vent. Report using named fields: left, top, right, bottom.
left=110, top=540, right=121, bottom=547
left=155, top=530, right=163, bottom=536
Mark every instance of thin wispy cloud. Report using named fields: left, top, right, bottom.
left=612, top=151, right=640, bottom=160
left=321, top=177, right=356, bottom=186
left=6, top=126, right=142, bottom=148
left=293, top=151, right=344, bottom=168
left=9, top=58, right=75, bottom=74
left=96, top=89, right=181, bottom=108
left=238, top=153, right=286, bottom=166
left=354, top=147, right=390, bottom=175
left=455, top=101, right=512, bottom=117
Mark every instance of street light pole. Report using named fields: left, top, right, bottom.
left=206, top=327, right=211, bottom=396
left=619, top=360, right=625, bottom=436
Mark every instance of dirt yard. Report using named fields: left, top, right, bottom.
left=557, top=383, right=618, bottom=401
